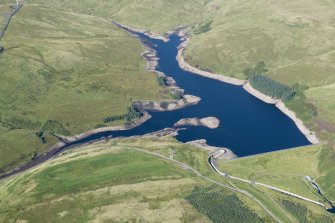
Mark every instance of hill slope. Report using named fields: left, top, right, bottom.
left=0, top=4, right=167, bottom=172
left=0, top=137, right=272, bottom=223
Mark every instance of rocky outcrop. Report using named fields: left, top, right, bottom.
left=174, top=117, right=220, bottom=129
left=133, top=94, right=201, bottom=112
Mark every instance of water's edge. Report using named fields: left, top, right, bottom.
left=176, top=33, right=319, bottom=145
left=0, top=22, right=312, bottom=180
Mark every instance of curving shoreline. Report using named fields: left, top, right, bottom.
left=176, top=33, right=320, bottom=145
left=0, top=22, right=319, bottom=180
left=0, top=26, right=201, bottom=180
left=187, top=139, right=237, bottom=160
left=176, top=38, right=246, bottom=86
left=55, top=111, right=152, bottom=143
left=112, top=21, right=169, bottom=42
left=54, top=35, right=200, bottom=144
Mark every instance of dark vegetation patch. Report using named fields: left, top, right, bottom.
left=245, top=62, right=317, bottom=121
left=40, top=120, right=71, bottom=136
left=194, top=21, right=213, bottom=34
left=169, top=91, right=182, bottom=100
left=286, top=84, right=317, bottom=121
left=281, top=200, right=308, bottom=223
left=249, top=74, right=295, bottom=101
left=245, top=62, right=295, bottom=101
left=103, top=106, right=142, bottom=123
left=243, top=61, right=268, bottom=77
left=157, top=76, right=167, bottom=86
left=280, top=199, right=333, bottom=223
left=186, top=186, right=262, bottom=223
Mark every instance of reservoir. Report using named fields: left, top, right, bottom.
left=71, top=31, right=310, bottom=157
left=0, top=29, right=312, bottom=179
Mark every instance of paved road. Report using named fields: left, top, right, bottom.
left=133, top=148, right=282, bottom=223
left=208, top=155, right=326, bottom=209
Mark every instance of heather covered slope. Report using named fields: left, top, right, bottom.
left=0, top=4, right=167, bottom=172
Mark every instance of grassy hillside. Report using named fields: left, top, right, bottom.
left=0, top=137, right=272, bottom=223
left=219, top=143, right=335, bottom=206
left=183, top=1, right=335, bottom=178
left=0, top=4, right=169, bottom=172
left=219, top=145, right=326, bottom=199
left=0, top=1, right=334, bottom=221
left=184, top=0, right=335, bottom=84
left=1, top=136, right=332, bottom=222
left=217, top=144, right=335, bottom=222
left=183, top=2, right=335, bottom=190
left=22, top=0, right=210, bottom=34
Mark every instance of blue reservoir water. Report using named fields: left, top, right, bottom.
left=0, top=30, right=313, bottom=180
left=72, top=33, right=310, bottom=157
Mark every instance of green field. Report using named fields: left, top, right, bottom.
left=0, top=4, right=170, bottom=172
left=181, top=1, right=335, bottom=201
left=2, top=136, right=332, bottom=222
left=0, top=137, right=273, bottom=223
left=217, top=144, right=335, bottom=222
left=218, top=144, right=335, bottom=202
left=184, top=0, right=335, bottom=85
left=23, top=0, right=209, bottom=34
left=0, top=0, right=334, bottom=221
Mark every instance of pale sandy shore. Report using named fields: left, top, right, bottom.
left=134, top=94, right=201, bottom=112
left=55, top=111, right=152, bottom=143
left=176, top=33, right=320, bottom=145
left=243, top=82, right=320, bottom=144
left=243, top=82, right=279, bottom=104
left=55, top=31, right=200, bottom=144
left=187, top=139, right=237, bottom=160
left=56, top=24, right=320, bottom=150
left=112, top=21, right=169, bottom=42
left=174, top=117, right=220, bottom=129
left=275, top=102, right=320, bottom=144
left=176, top=38, right=246, bottom=86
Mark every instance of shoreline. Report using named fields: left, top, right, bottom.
left=176, top=37, right=246, bottom=86
left=55, top=111, right=152, bottom=143
left=111, top=21, right=169, bottom=42
left=176, top=33, right=320, bottom=145
left=243, top=82, right=319, bottom=144
left=0, top=25, right=200, bottom=180
left=55, top=32, right=200, bottom=143
left=187, top=139, right=237, bottom=160
left=0, top=23, right=319, bottom=179
left=57, top=93, right=202, bottom=143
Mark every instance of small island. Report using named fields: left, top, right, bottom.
left=174, top=116, right=220, bottom=129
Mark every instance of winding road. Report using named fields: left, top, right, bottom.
left=133, top=147, right=282, bottom=223
left=208, top=154, right=326, bottom=209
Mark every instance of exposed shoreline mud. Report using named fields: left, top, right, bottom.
left=176, top=32, right=320, bottom=144
left=187, top=139, right=237, bottom=160
left=0, top=22, right=319, bottom=180
left=56, top=26, right=201, bottom=144
left=0, top=23, right=199, bottom=180
left=112, top=21, right=169, bottom=42
left=174, top=117, right=220, bottom=129
left=243, top=82, right=320, bottom=144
